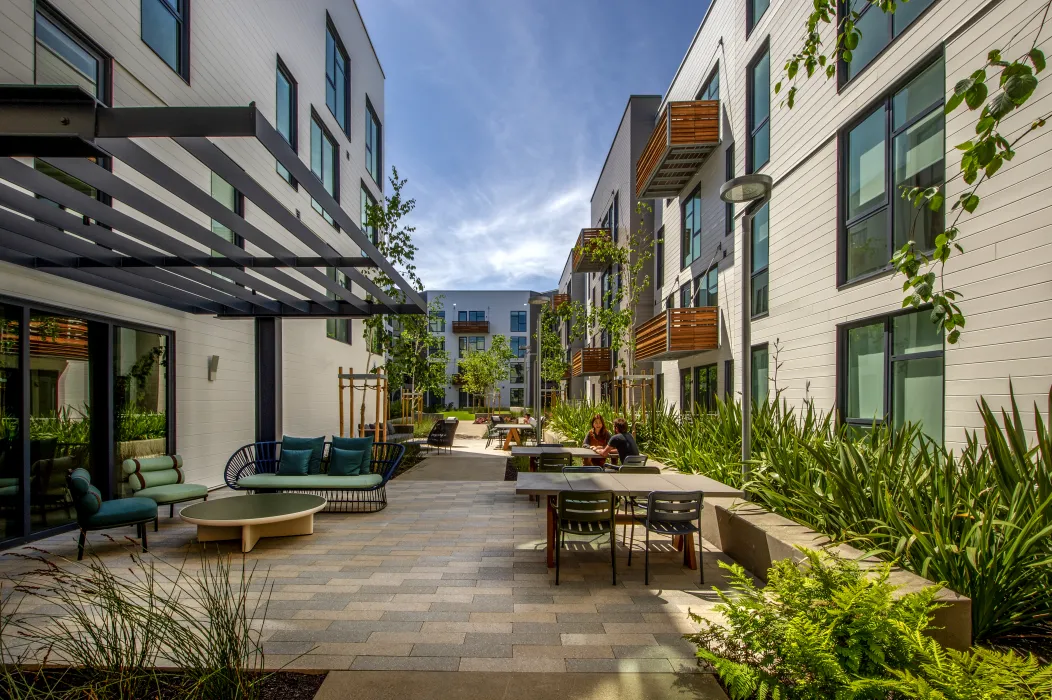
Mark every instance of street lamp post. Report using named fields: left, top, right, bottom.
left=719, top=174, right=772, bottom=487
left=528, top=296, right=552, bottom=431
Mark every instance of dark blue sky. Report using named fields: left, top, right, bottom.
left=357, top=0, right=708, bottom=291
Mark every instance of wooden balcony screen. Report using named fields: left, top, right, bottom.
left=451, top=320, right=489, bottom=334
left=552, top=294, right=570, bottom=310
left=571, top=347, right=612, bottom=377
left=635, top=100, right=720, bottom=200
left=571, top=228, right=610, bottom=274
left=634, top=307, right=719, bottom=362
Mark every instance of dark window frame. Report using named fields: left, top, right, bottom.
left=837, top=52, right=944, bottom=287
left=751, top=342, right=769, bottom=406
left=35, top=2, right=114, bottom=105
left=746, top=0, right=770, bottom=38
left=681, top=184, right=702, bottom=269
left=746, top=40, right=771, bottom=173
left=360, top=182, right=378, bottom=244
left=836, top=306, right=944, bottom=439
left=510, top=310, right=527, bottom=333
left=724, top=143, right=735, bottom=236
left=510, top=336, right=528, bottom=359
left=697, top=64, right=719, bottom=101
left=365, top=96, right=382, bottom=187
left=837, top=0, right=940, bottom=89
left=275, top=55, right=298, bottom=189
left=694, top=363, right=718, bottom=412
left=310, top=108, right=340, bottom=227
left=324, top=14, right=351, bottom=137
left=139, top=0, right=190, bottom=83
left=751, top=201, right=769, bottom=319
left=655, top=227, right=665, bottom=289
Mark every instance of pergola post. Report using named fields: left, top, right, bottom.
left=255, top=318, right=283, bottom=442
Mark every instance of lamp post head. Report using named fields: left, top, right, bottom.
left=719, top=173, right=773, bottom=204
left=528, top=296, right=551, bottom=306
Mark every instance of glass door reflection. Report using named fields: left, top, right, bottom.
left=0, top=307, right=21, bottom=542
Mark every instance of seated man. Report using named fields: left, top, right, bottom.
left=589, top=417, right=638, bottom=465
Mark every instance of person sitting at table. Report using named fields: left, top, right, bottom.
left=582, top=414, right=609, bottom=467
left=522, top=412, right=535, bottom=426
left=589, top=417, right=638, bottom=466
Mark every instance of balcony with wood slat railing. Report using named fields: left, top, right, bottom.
left=571, top=347, right=612, bottom=377
left=571, top=228, right=610, bottom=274
left=451, top=320, right=489, bottom=334
left=634, top=307, right=719, bottom=362
left=635, top=100, right=720, bottom=200
left=551, top=293, right=569, bottom=310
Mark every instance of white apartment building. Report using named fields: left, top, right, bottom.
left=0, top=0, right=413, bottom=546
left=425, top=290, right=542, bottom=410
left=631, top=0, right=1051, bottom=449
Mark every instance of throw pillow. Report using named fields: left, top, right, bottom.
left=329, top=448, right=367, bottom=476
left=331, top=435, right=374, bottom=455
left=281, top=435, right=325, bottom=475
left=276, top=448, right=312, bottom=476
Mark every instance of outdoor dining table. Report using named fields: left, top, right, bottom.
left=515, top=471, right=742, bottom=569
left=495, top=423, right=534, bottom=449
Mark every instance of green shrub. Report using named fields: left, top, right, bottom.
left=689, top=549, right=1052, bottom=700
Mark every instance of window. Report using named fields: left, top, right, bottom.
left=326, top=268, right=352, bottom=344
left=275, top=58, right=297, bottom=186
left=325, top=18, right=349, bottom=135
left=841, top=309, right=943, bottom=442
left=310, top=114, right=338, bottom=226
left=210, top=171, right=243, bottom=252
left=695, top=364, right=718, bottom=412
left=458, top=310, right=485, bottom=322
left=510, top=388, right=525, bottom=406
left=35, top=7, right=109, bottom=103
left=724, top=359, right=734, bottom=399
left=655, top=227, right=665, bottom=288
left=655, top=373, right=663, bottom=404
left=751, top=345, right=769, bottom=405
left=750, top=202, right=769, bottom=318
left=842, top=57, right=944, bottom=283
left=511, top=363, right=525, bottom=384
left=747, top=45, right=770, bottom=172
left=698, top=66, right=719, bottom=101
left=601, top=270, right=613, bottom=309
left=610, top=193, right=619, bottom=244
left=725, top=144, right=735, bottom=236
left=34, top=158, right=106, bottom=224
left=365, top=98, right=382, bottom=185
left=429, top=310, right=445, bottom=333
left=680, top=367, right=693, bottom=412
left=510, top=310, right=527, bottom=333
left=679, top=281, right=692, bottom=309
left=141, top=0, right=189, bottom=81
left=459, top=336, right=485, bottom=358
left=747, top=0, right=770, bottom=35
left=360, top=185, right=378, bottom=244
left=681, top=186, right=702, bottom=268
left=510, top=336, right=528, bottom=358
left=696, top=265, right=718, bottom=307
left=840, top=0, right=935, bottom=82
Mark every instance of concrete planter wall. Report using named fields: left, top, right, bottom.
left=116, top=438, right=167, bottom=463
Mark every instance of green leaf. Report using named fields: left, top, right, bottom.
left=1030, top=48, right=1046, bottom=73
left=961, top=194, right=980, bottom=213
left=929, top=193, right=944, bottom=211
left=988, top=49, right=1002, bottom=63
left=947, top=329, right=960, bottom=344
left=1004, top=73, right=1038, bottom=103
left=945, top=92, right=965, bottom=113
left=985, top=155, right=1002, bottom=178
left=845, top=31, right=859, bottom=50
left=965, top=82, right=988, bottom=109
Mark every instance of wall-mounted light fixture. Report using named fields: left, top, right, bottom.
left=207, top=355, right=220, bottom=382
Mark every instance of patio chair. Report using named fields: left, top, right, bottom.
left=555, top=490, right=616, bottom=586
left=633, top=491, right=704, bottom=585
left=562, top=465, right=603, bottom=473
left=121, top=455, right=208, bottom=529
left=531, top=452, right=573, bottom=507
left=617, top=464, right=662, bottom=553
left=67, top=468, right=158, bottom=561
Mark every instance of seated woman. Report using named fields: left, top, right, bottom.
left=582, top=414, right=610, bottom=467
left=590, top=417, right=639, bottom=466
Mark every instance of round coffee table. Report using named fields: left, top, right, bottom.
left=180, top=493, right=326, bottom=552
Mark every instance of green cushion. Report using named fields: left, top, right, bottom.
left=277, top=448, right=312, bottom=476
left=329, top=447, right=367, bottom=476
left=135, top=483, right=208, bottom=504
left=121, top=455, right=183, bottom=476
left=332, top=435, right=373, bottom=455
left=68, top=468, right=101, bottom=518
left=85, top=497, right=157, bottom=529
left=282, top=436, right=325, bottom=475
left=238, top=473, right=383, bottom=490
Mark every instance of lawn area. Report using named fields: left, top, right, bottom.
left=441, top=408, right=523, bottom=421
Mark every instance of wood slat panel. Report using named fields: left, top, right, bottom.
left=571, top=347, right=611, bottom=376
left=552, top=294, right=569, bottom=310
left=451, top=320, right=489, bottom=334
left=635, top=100, right=720, bottom=200
left=634, top=307, right=718, bottom=362
left=571, top=228, right=610, bottom=273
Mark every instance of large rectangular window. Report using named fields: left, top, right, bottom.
left=459, top=336, right=485, bottom=358
left=679, top=282, right=692, bottom=309
left=698, top=66, right=719, bottom=101
left=429, top=310, right=445, bottom=333
left=310, top=114, right=338, bottom=227
left=696, top=265, right=718, bottom=307
left=694, top=364, right=718, bottom=412
left=365, top=98, right=382, bottom=186
left=510, top=310, right=527, bottom=333
left=141, top=0, right=189, bottom=81
left=747, top=45, right=770, bottom=172
left=275, top=58, right=297, bottom=186
left=841, top=0, right=936, bottom=82
left=510, top=388, right=525, bottom=407
left=458, top=310, right=485, bottom=322
left=210, top=172, right=242, bottom=247
left=325, top=268, right=352, bottom=344
left=842, top=309, right=943, bottom=442
left=113, top=328, right=169, bottom=497
left=510, top=363, right=525, bottom=384
left=747, top=0, right=770, bottom=35
left=842, top=57, right=944, bottom=283
left=510, top=336, right=528, bottom=358
left=0, top=305, right=22, bottom=542
left=751, top=203, right=769, bottom=318
left=725, top=144, right=735, bottom=236
left=751, top=344, right=769, bottom=406
left=680, top=367, right=693, bottom=412
left=655, top=228, right=665, bottom=288
left=35, top=7, right=109, bottom=103
left=325, top=18, right=349, bottom=135
left=360, top=185, right=378, bottom=244
left=681, top=186, right=702, bottom=268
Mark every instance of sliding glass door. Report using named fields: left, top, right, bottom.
left=113, top=328, right=169, bottom=497
left=0, top=306, right=21, bottom=542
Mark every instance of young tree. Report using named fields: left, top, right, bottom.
left=385, top=298, right=450, bottom=403
left=775, top=0, right=1050, bottom=343
left=458, top=335, right=515, bottom=409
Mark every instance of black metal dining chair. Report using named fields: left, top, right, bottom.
left=633, top=490, right=704, bottom=585
left=562, top=465, right=604, bottom=473
left=616, top=465, right=662, bottom=554
left=555, top=490, right=616, bottom=586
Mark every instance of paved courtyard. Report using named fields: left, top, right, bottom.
left=0, top=441, right=737, bottom=682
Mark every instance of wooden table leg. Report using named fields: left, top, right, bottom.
left=673, top=535, right=684, bottom=552
left=502, top=430, right=513, bottom=450
left=683, top=532, right=698, bottom=570
left=546, top=496, right=556, bottom=568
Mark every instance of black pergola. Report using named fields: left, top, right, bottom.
left=0, top=85, right=425, bottom=318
